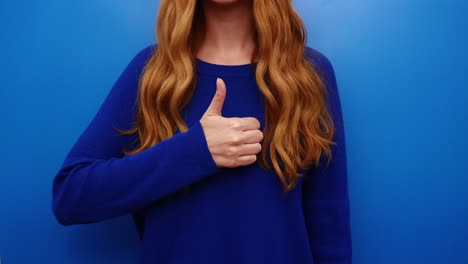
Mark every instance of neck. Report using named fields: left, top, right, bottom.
left=196, top=0, right=256, bottom=65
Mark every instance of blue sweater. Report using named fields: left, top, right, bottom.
left=52, top=43, right=352, bottom=264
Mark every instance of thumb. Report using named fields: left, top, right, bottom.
left=204, top=77, right=226, bottom=116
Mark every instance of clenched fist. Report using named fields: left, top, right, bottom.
left=200, top=78, right=263, bottom=168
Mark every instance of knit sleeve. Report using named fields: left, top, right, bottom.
left=302, top=47, right=353, bottom=263
left=51, top=44, right=221, bottom=226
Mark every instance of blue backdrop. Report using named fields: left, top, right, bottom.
left=1, top=0, right=467, bottom=263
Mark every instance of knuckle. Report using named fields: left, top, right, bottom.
left=256, top=143, right=262, bottom=152
left=248, top=118, right=259, bottom=128
left=254, top=119, right=260, bottom=128
left=257, top=130, right=264, bottom=140
left=251, top=155, right=257, bottom=162
left=229, top=120, right=243, bottom=130
left=226, top=146, right=238, bottom=156
left=229, top=134, right=242, bottom=144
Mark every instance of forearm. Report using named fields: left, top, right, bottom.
left=52, top=120, right=220, bottom=225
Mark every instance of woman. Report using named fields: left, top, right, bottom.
left=52, top=0, right=352, bottom=263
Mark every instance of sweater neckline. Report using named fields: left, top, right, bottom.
left=195, top=57, right=257, bottom=77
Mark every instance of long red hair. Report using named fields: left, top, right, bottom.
left=117, top=0, right=335, bottom=192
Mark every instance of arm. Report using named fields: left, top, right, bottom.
left=52, top=44, right=220, bottom=226
left=302, top=48, right=353, bottom=263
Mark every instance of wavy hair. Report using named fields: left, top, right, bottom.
left=117, top=0, right=335, bottom=192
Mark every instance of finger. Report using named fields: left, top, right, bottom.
left=204, top=78, right=226, bottom=116
left=240, top=130, right=264, bottom=144
left=235, top=155, right=257, bottom=166
left=237, top=143, right=262, bottom=156
left=230, top=117, right=261, bottom=131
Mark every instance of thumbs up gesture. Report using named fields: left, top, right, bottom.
left=200, top=78, right=263, bottom=168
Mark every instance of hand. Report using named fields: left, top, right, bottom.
left=200, top=78, right=263, bottom=168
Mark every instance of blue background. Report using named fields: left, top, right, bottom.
left=1, top=0, right=467, bottom=263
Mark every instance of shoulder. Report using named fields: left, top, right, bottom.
left=129, top=43, right=158, bottom=67
left=138, top=43, right=159, bottom=58
left=303, top=45, right=338, bottom=94
left=303, top=46, right=342, bottom=119
left=106, top=43, right=159, bottom=106
left=117, top=43, right=158, bottom=82
left=303, top=46, right=336, bottom=86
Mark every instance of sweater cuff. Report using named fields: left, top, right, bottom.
left=164, top=119, right=220, bottom=194
left=186, top=119, right=220, bottom=173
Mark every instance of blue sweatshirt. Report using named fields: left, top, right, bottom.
left=52, top=43, right=352, bottom=264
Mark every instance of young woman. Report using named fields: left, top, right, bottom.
left=52, top=0, right=352, bottom=263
